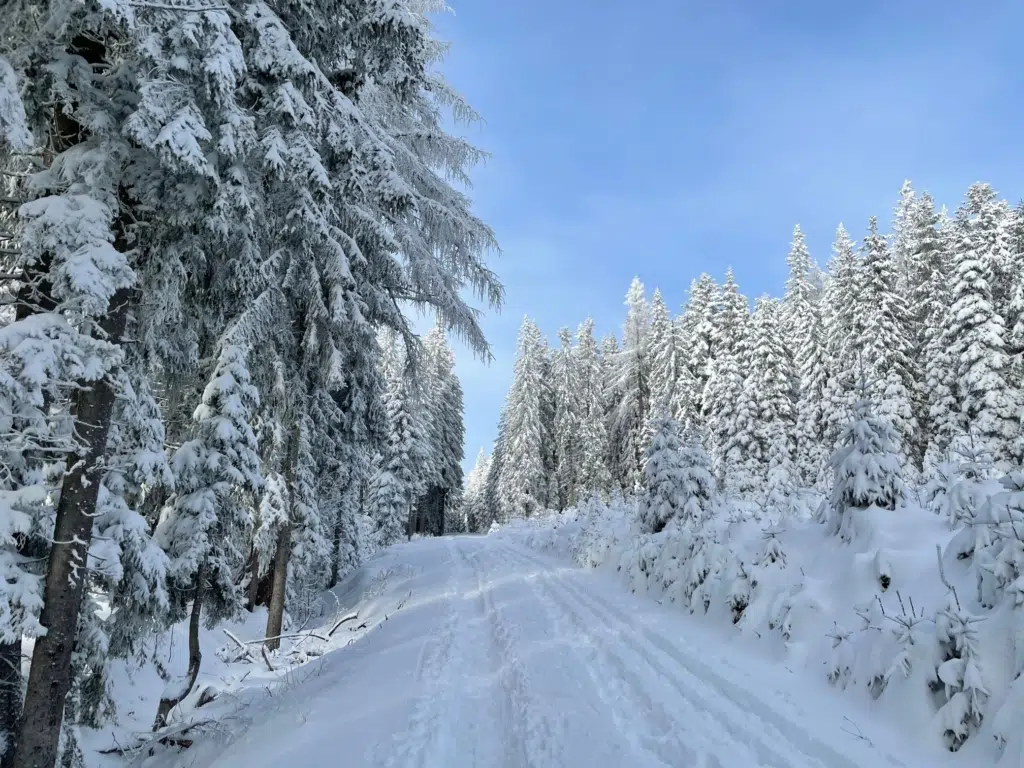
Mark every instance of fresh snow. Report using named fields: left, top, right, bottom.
left=137, top=533, right=959, bottom=768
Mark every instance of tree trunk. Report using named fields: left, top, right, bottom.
left=0, top=32, right=95, bottom=764
left=264, top=524, right=291, bottom=651
left=152, top=564, right=205, bottom=731
left=12, top=288, right=132, bottom=768
left=327, top=502, right=343, bottom=590
left=246, top=548, right=259, bottom=611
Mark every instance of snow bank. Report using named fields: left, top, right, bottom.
left=493, top=485, right=1024, bottom=765
left=78, top=543, right=425, bottom=767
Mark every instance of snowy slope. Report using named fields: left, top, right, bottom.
left=158, top=534, right=960, bottom=768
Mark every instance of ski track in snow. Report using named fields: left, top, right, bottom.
left=499, top=543, right=868, bottom=768
left=205, top=535, right=951, bottom=768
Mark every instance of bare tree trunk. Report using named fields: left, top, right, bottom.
left=264, top=524, right=291, bottom=651
left=246, top=548, right=259, bottom=611
left=152, top=565, right=205, bottom=731
left=11, top=288, right=132, bottom=768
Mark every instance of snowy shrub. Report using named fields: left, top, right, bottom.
left=641, top=417, right=714, bottom=533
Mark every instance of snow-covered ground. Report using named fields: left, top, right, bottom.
left=122, top=533, right=964, bottom=768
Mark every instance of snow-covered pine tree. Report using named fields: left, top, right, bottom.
left=551, top=327, right=581, bottom=509
left=858, top=216, right=918, bottom=473
left=901, top=192, right=947, bottom=467
left=608, top=278, right=652, bottom=490
left=825, top=383, right=905, bottom=541
left=938, top=193, right=1019, bottom=468
left=231, top=0, right=500, bottom=652
left=891, top=180, right=917, bottom=296
left=649, top=289, right=685, bottom=421
left=464, top=449, right=492, bottom=532
left=538, top=335, right=559, bottom=509
left=642, top=415, right=714, bottom=533
left=820, top=224, right=862, bottom=460
left=369, top=373, right=421, bottom=547
left=410, top=327, right=465, bottom=535
left=966, top=183, right=1014, bottom=323
left=923, top=207, right=961, bottom=473
left=575, top=319, right=613, bottom=500
left=744, top=297, right=797, bottom=506
left=498, top=317, right=550, bottom=518
left=484, top=407, right=510, bottom=525
left=153, top=343, right=262, bottom=727
left=680, top=274, right=718, bottom=418
left=702, top=268, right=748, bottom=486
left=783, top=226, right=829, bottom=487
left=1005, top=201, right=1024, bottom=402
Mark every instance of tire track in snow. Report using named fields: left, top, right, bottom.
left=471, top=542, right=566, bottom=768
left=378, top=539, right=470, bottom=768
left=499, top=543, right=869, bottom=768
left=509, top=550, right=716, bottom=768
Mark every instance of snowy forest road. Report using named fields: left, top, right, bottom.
left=197, top=536, right=954, bottom=768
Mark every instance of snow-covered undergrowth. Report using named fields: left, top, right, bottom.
left=494, top=482, right=1024, bottom=765
left=76, top=543, right=418, bottom=767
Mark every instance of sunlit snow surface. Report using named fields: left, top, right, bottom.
left=139, top=534, right=959, bottom=768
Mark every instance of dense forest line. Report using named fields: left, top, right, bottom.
left=469, top=181, right=1024, bottom=525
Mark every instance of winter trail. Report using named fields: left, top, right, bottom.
left=190, top=535, right=957, bottom=768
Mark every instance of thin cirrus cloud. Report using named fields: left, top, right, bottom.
left=418, top=0, right=1024, bottom=474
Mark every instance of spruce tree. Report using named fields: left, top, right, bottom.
left=702, top=268, right=748, bottom=484
left=745, top=297, right=798, bottom=505
left=680, top=274, right=718, bottom=417
left=551, top=327, right=581, bottom=509
left=940, top=196, right=1019, bottom=467
left=463, top=449, right=492, bottom=532
left=859, top=216, right=918, bottom=471
left=642, top=415, right=714, bottom=533
left=648, top=289, right=682, bottom=418
left=826, top=385, right=905, bottom=541
left=499, top=317, right=550, bottom=518
left=783, top=225, right=829, bottom=486
left=608, top=278, right=652, bottom=490
left=154, top=343, right=261, bottom=727
left=820, top=224, right=862, bottom=457
left=575, top=319, right=613, bottom=499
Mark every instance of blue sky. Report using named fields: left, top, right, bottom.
left=422, top=0, right=1024, bottom=475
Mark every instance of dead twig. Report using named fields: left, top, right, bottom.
left=327, top=612, right=359, bottom=637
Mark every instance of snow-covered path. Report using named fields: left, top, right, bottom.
left=193, top=535, right=956, bottom=768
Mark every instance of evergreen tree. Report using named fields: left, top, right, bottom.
left=859, top=216, right=918, bottom=470
left=464, top=449, right=492, bottom=532
left=575, top=319, right=613, bottom=499
left=744, top=297, right=797, bottom=504
left=680, top=274, right=718, bottom=417
left=702, top=268, right=748, bottom=484
left=939, top=195, right=1019, bottom=467
left=499, top=317, right=550, bottom=518
left=783, top=225, right=829, bottom=486
left=369, top=374, right=420, bottom=547
left=154, top=343, right=262, bottom=727
left=902, top=192, right=946, bottom=466
left=648, top=289, right=682, bottom=418
left=820, top=224, right=862, bottom=457
left=642, top=415, right=714, bottom=533
left=825, top=386, right=905, bottom=541
left=551, top=327, right=581, bottom=509
left=607, top=278, right=652, bottom=490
